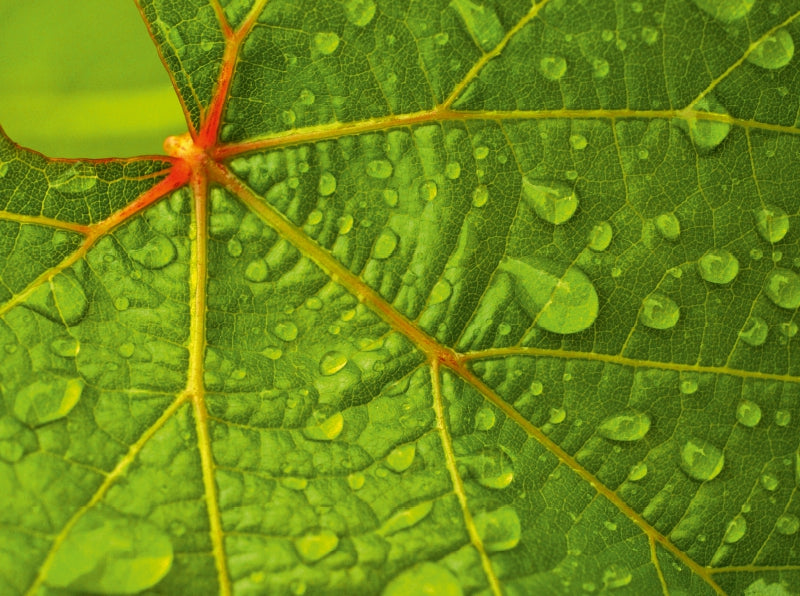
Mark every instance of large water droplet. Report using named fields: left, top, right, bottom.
left=128, top=235, right=176, bottom=270
left=698, top=248, right=739, bottom=284
left=739, top=316, right=768, bottom=346
left=15, top=377, right=84, bottom=427
left=343, top=0, right=376, bottom=27
left=655, top=212, right=681, bottom=240
left=723, top=515, right=747, bottom=543
left=680, top=438, right=724, bottom=481
left=736, top=400, right=762, bottom=427
left=748, top=28, right=795, bottom=69
left=469, top=448, right=514, bottom=489
left=273, top=321, right=299, bottom=342
left=313, top=32, right=340, bottom=55
left=372, top=229, right=398, bottom=260
left=754, top=205, right=790, bottom=243
left=382, top=562, right=463, bottom=596
left=539, top=55, right=568, bottom=80
left=44, top=510, right=173, bottom=594
left=474, top=506, right=521, bottom=552
left=295, top=530, right=339, bottom=562
left=598, top=411, right=651, bottom=441
left=692, top=0, right=754, bottom=22
left=318, top=172, right=337, bottom=196
left=25, top=274, right=88, bottom=326
left=776, top=513, right=800, bottom=536
left=640, top=292, right=680, bottom=330
left=765, top=268, right=800, bottom=309
left=683, top=96, right=731, bottom=152
left=522, top=178, right=579, bottom=225
left=386, top=444, right=416, bottom=472
left=366, top=159, right=393, bottom=179
left=588, top=221, right=613, bottom=251
left=319, top=351, right=348, bottom=376
left=303, top=412, right=344, bottom=441
left=378, top=501, right=433, bottom=536
left=500, top=258, right=598, bottom=334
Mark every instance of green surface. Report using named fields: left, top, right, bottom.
left=1, top=1, right=800, bottom=595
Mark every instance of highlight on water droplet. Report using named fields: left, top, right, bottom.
left=588, top=221, right=613, bottom=251
left=597, top=411, right=651, bottom=441
left=655, top=212, right=681, bottom=240
left=739, top=316, right=768, bottom=347
left=500, top=258, right=599, bottom=334
left=366, top=159, right=393, bottom=179
left=522, top=177, right=579, bottom=225
left=303, top=412, right=344, bottom=441
left=754, top=205, right=790, bottom=243
left=723, top=515, right=747, bottom=543
left=640, top=292, right=680, bottom=330
left=736, top=399, right=762, bottom=427
left=748, top=28, right=794, bottom=70
left=539, top=55, right=568, bottom=80
left=474, top=506, right=521, bottom=552
left=295, top=529, right=339, bottom=562
left=313, top=31, right=340, bottom=55
left=681, top=96, right=731, bottom=152
left=697, top=248, right=739, bottom=284
left=14, top=376, right=84, bottom=427
left=386, top=444, right=416, bottom=472
left=382, top=562, right=463, bottom=596
left=764, top=268, right=800, bottom=309
left=692, top=0, right=754, bottom=22
left=680, top=437, right=724, bottom=481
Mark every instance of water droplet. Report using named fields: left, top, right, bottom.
left=736, top=400, right=762, bottom=427
left=761, top=473, right=779, bottom=491
left=305, top=297, right=323, bottom=311
left=474, top=146, right=489, bottom=160
left=723, top=516, right=747, bottom=543
left=366, top=159, right=393, bottom=179
left=14, top=377, right=83, bottom=426
left=598, top=411, right=651, bottom=441
left=474, top=506, right=521, bottom=552
left=0, top=162, right=8, bottom=178
left=445, top=162, right=461, bottom=179
left=227, top=238, right=243, bottom=258
left=307, top=210, right=323, bottom=226
left=280, top=109, right=296, bottom=126
left=114, top=296, right=129, bottom=311
left=680, top=438, right=724, bottom=481
left=295, top=529, right=339, bottom=562
left=128, top=235, right=176, bottom=270
left=540, top=55, right=568, bottom=80
left=748, top=28, right=795, bottom=69
left=45, top=510, right=173, bottom=594
left=118, top=342, right=135, bottom=358
left=281, top=477, right=308, bottom=491
left=780, top=322, right=798, bottom=338
left=500, top=258, right=599, bottom=334
left=475, top=407, right=496, bottom=431
left=775, top=409, right=791, bottom=427
left=602, top=564, right=632, bottom=589
left=683, top=96, right=731, bottom=151
left=549, top=407, right=566, bottom=424
left=386, top=444, right=416, bottom=472
left=470, top=448, right=514, bottom=489
left=318, top=172, right=337, bottom=196
left=655, top=212, right=681, bottom=240
left=273, top=321, right=298, bottom=342
left=347, top=472, right=365, bottom=490
left=245, top=259, right=269, bottom=283
left=343, top=0, right=376, bottom=27
left=522, top=176, right=578, bottom=225
left=588, top=221, right=613, bottom=251
left=419, top=180, right=438, bottom=201
left=698, top=248, right=739, bottom=284
left=640, top=292, right=680, bottom=330
left=434, top=32, right=450, bottom=45
left=52, top=168, right=98, bottom=194
left=313, top=31, right=340, bottom=55
left=641, top=26, right=659, bottom=45
left=472, top=185, right=489, bottom=207
left=570, top=134, right=588, bottom=150
left=530, top=380, right=544, bottom=396
left=497, top=322, right=511, bottom=336
left=303, top=412, right=344, bottom=441
left=628, top=462, right=648, bottom=481
left=754, top=205, right=790, bottom=243
left=592, top=57, right=610, bottom=78
left=50, top=337, right=80, bottom=358
left=775, top=513, right=800, bottom=536
left=692, top=0, right=754, bottom=22
left=765, top=268, right=800, bottom=309
left=372, top=229, right=398, bottom=260
left=739, top=316, right=768, bottom=346
left=382, top=562, right=463, bottom=596
left=26, top=274, right=88, bottom=326
left=299, top=88, right=316, bottom=105
left=319, top=351, right=348, bottom=376
left=679, top=377, right=699, bottom=395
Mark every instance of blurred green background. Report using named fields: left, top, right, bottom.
left=0, top=1, right=187, bottom=158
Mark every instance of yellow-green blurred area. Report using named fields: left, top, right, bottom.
left=0, top=1, right=187, bottom=158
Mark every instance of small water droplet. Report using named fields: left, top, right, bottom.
left=775, top=409, right=791, bottom=427
left=680, top=438, right=724, bottom=481
left=640, top=292, right=680, bottom=330
left=386, top=444, right=416, bottom=472
left=776, top=513, right=800, bottom=535
left=305, top=297, right=323, bottom=311
left=434, top=32, right=450, bottom=45
left=655, top=212, right=681, bottom=240
left=723, top=516, right=747, bottom=543
left=316, top=172, right=338, bottom=196
left=319, top=351, right=348, bottom=376
left=474, top=146, right=489, bottom=160
left=549, top=407, right=566, bottom=424
left=570, top=134, right=588, bottom=150
left=128, top=235, right=176, bottom=270
left=373, top=229, right=398, bottom=259
left=474, top=506, right=521, bottom=552
left=295, top=529, right=339, bottom=562
left=679, top=374, right=699, bottom=395
left=530, top=380, right=544, bottom=396
left=628, top=462, right=648, bottom=481
left=754, top=205, right=790, bottom=243
left=471, top=448, right=514, bottom=489
left=693, top=0, right=754, bottom=22
left=641, top=26, right=659, bottom=45
left=736, top=400, right=762, bottom=427
left=445, top=162, right=461, bottom=179
left=739, top=316, right=769, bottom=347
left=226, top=238, right=243, bottom=258
left=588, top=221, right=613, bottom=251
left=682, top=96, right=731, bottom=151
left=540, top=55, right=568, bottom=80
left=280, top=109, right=296, bottom=126
left=118, top=342, right=135, bottom=358
left=475, top=407, right=496, bottom=431
left=50, top=337, right=80, bottom=358
left=52, top=167, right=97, bottom=194
left=598, top=411, right=650, bottom=441
left=602, top=564, right=632, bottom=589
left=303, top=412, right=344, bottom=441
left=419, top=180, right=438, bottom=201
left=366, top=159, right=393, bottom=179
left=522, top=178, right=579, bottom=225
left=765, top=268, right=800, bottom=309
left=26, top=274, right=89, bottom=326
left=343, top=0, right=376, bottom=26
left=747, top=28, right=794, bottom=69
left=347, top=472, right=365, bottom=490
left=779, top=322, right=798, bottom=338
left=281, top=477, right=308, bottom=491
left=245, top=259, right=269, bottom=283
left=114, top=297, right=130, bottom=311
left=313, top=31, right=340, bottom=55
left=299, top=88, right=315, bottom=105
left=592, top=57, right=610, bottom=78
left=761, top=473, right=779, bottom=491
left=273, top=321, right=298, bottom=342
left=471, top=185, right=489, bottom=207
left=698, top=248, right=739, bottom=284
left=307, top=210, right=323, bottom=225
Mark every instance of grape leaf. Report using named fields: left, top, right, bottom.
left=1, top=1, right=800, bottom=594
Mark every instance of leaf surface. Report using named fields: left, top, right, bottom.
left=1, top=1, right=800, bottom=595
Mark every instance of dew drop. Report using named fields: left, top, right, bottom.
left=305, top=297, right=323, bottom=311
left=474, top=506, right=521, bottom=552
left=598, top=411, right=651, bottom=441
left=319, top=351, right=348, bottom=376
left=226, top=238, right=243, bottom=258
left=347, top=472, right=365, bottom=490
left=679, top=374, right=699, bottom=395
left=570, top=134, right=588, bottom=150
left=366, top=159, right=393, bottom=179
left=692, top=0, right=754, bottom=22
left=128, top=235, right=176, bottom=270
left=602, top=564, right=632, bottom=590
left=530, top=380, right=544, bottom=396
left=754, top=205, right=790, bottom=243
left=683, top=96, right=731, bottom=151
left=765, top=268, right=800, bottom=309
left=303, top=412, right=344, bottom=441
left=680, top=438, right=724, bottom=481
left=25, top=274, right=88, bottom=326
left=471, top=448, right=514, bottom=489
left=640, top=292, right=680, bottom=330
left=628, top=462, right=648, bottom=481
left=775, top=409, right=791, bottom=427
left=273, top=321, right=299, bottom=342
left=343, top=0, right=376, bottom=27
left=748, top=28, right=795, bottom=70
left=118, top=342, right=135, bottom=358
left=655, top=212, right=681, bottom=240
left=383, top=189, right=399, bottom=207
left=419, top=180, right=438, bottom=201
left=434, top=32, right=450, bottom=45
left=295, top=530, right=339, bottom=563
left=14, top=377, right=84, bottom=426
left=474, top=407, right=496, bottom=431
left=500, top=258, right=598, bottom=334
left=549, top=407, right=566, bottom=424
left=382, top=562, right=463, bottom=596
left=697, top=248, right=739, bottom=284
left=723, top=516, right=747, bottom=543
left=474, top=146, right=489, bottom=160
left=761, top=473, right=779, bottom=491
left=372, top=229, right=398, bottom=260
left=313, top=32, right=340, bottom=55
left=429, top=279, right=452, bottom=305
left=592, top=57, right=610, bottom=78
left=776, top=513, right=800, bottom=537
left=316, top=172, right=338, bottom=196
left=641, top=26, right=659, bottom=45
left=50, top=337, right=80, bottom=358
left=445, top=162, right=461, bottom=179
left=540, top=55, right=568, bottom=80
left=281, top=477, right=308, bottom=491
left=736, top=400, right=762, bottom=427
left=779, top=322, right=798, bottom=338
left=52, top=168, right=97, bottom=194
left=522, top=178, right=579, bottom=225
left=588, top=221, right=613, bottom=251
left=307, top=210, right=323, bottom=225
left=244, top=259, right=269, bottom=283
left=739, top=316, right=768, bottom=347
left=114, top=297, right=129, bottom=311
left=386, top=444, right=416, bottom=472
left=472, top=185, right=489, bottom=207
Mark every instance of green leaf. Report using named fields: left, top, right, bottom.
left=1, top=1, right=800, bottom=595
